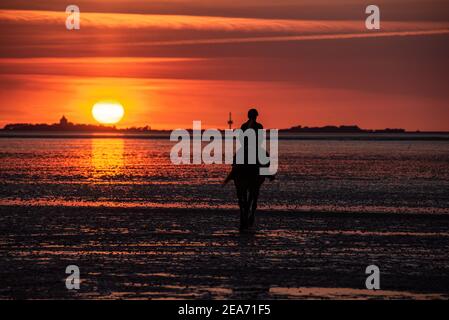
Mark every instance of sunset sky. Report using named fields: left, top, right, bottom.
left=0, top=0, right=448, bottom=130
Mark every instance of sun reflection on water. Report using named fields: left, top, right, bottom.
left=91, top=139, right=125, bottom=178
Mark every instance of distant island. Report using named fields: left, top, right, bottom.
left=279, top=125, right=405, bottom=134
left=1, top=116, right=167, bottom=133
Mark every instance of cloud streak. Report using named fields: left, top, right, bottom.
left=102, top=29, right=449, bottom=46
left=1, top=9, right=449, bottom=36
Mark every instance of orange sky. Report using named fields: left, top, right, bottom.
left=0, top=1, right=448, bottom=130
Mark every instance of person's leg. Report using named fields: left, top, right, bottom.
left=248, top=177, right=264, bottom=227
left=235, top=180, right=249, bottom=230
left=240, top=190, right=249, bottom=230
left=247, top=187, right=259, bottom=227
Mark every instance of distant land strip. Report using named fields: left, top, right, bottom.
left=1, top=132, right=449, bottom=141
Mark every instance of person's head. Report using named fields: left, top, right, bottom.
left=248, top=108, right=259, bottom=120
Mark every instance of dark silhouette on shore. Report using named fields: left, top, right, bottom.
left=280, top=125, right=405, bottom=134
left=224, top=108, right=275, bottom=231
left=2, top=116, right=155, bottom=133
left=2, top=115, right=411, bottom=134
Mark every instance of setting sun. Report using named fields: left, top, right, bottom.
left=92, top=101, right=125, bottom=124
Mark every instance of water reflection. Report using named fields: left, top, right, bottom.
left=91, top=139, right=125, bottom=178
left=1, top=138, right=448, bottom=212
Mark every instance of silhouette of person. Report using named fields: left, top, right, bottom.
left=224, top=108, right=274, bottom=231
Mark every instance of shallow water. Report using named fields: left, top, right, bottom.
left=1, top=138, right=449, bottom=213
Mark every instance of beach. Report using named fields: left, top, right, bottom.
left=1, top=205, right=448, bottom=299
left=1, top=136, right=449, bottom=299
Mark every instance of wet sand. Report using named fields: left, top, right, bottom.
left=1, top=205, right=448, bottom=299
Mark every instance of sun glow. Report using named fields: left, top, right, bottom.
left=92, top=101, right=125, bottom=124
